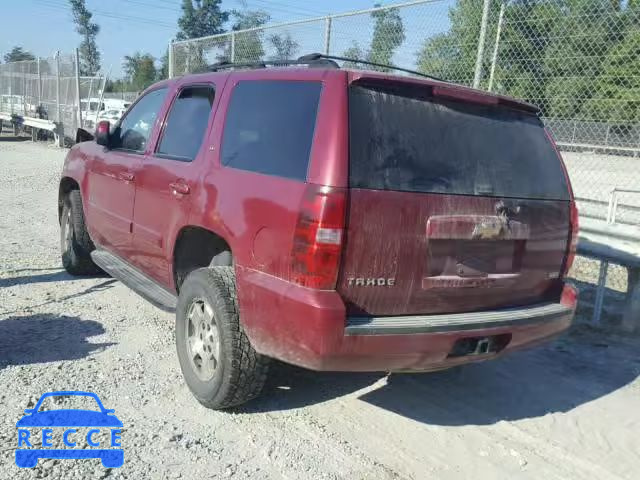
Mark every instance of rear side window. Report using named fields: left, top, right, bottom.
left=349, top=85, right=570, bottom=201
left=156, top=85, right=215, bottom=161
left=221, top=81, right=322, bottom=181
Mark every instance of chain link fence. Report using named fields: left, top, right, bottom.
left=0, top=52, right=105, bottom=142
left=169, top=0, right=640, bottom=218
left=103, top=92, right=139, bottom=102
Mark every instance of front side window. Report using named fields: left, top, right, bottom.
left=221, top=81, right=322, bottom=181
left=156, top=86, right=215, bottom=162
left=111, top=88, right=167, bottom=153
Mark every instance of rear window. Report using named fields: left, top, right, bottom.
left=349, top=85, right=570, bottom=201
left=221, top=81, right=322, bottom=181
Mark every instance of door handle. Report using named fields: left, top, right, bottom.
left=119, top=172, right=135, bottom=182
left=169, top=182, right=190, bottom=195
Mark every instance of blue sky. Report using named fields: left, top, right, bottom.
left=1, top=0, right=452, bottom=76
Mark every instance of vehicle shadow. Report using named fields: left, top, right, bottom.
left=3, top=267, right=61, bottom=274
left=0, top=135, right=31, bottom=142
left=240, top=329, right=639, bottom=425
left=0, top=270, right=96, bottom=288
left=237, top=362, right=385, bottom=414
left=359, top=329, right=640, bottom=425
left=0, top=314, right=114, bottom=368
left=571, top=278, right=627, bottom=325
left=0, top=275, right=116, bottom=316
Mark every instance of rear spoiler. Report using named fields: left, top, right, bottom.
left=350, top=74, right=539, bottom=114
left=432, top=85, right=539, bottom=113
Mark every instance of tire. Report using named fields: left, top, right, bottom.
left=176, top=267, right=270, bottom=409
left=60, top=189, right=100, bottom=275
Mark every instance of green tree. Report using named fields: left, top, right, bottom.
left=417, top=0, right=500, bottom=84
left=69, top=0, right=101, bottom=75
left=542, top=0, right=625, bottom=119
left=158, top=49, right=170, bottom=80
left=582, top=4, right=640, bottom=124
left=415, top=0, right=639, bottom=124
left=415, top=33, right=459, bottom=79
left=230, top=2, right=270, bottom=62
left=176, top=0, right=229, bottom=73
left=123, top=53, right=157, bottom=92
left=476, top=0, right=566, bottom=113
left=268, top=33, right=299, bottom=61
left=3, top=46, right=36, bottom=63
left=339, top=4, right=405, bottom=72
left=104, top=78, right=125, bottom=93
left=367, top=4, right=405, bottom=71
left=176, top=0, right=228, bottom=40
left=342, top=42, right=367, bottom=68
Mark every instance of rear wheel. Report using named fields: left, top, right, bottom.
left=60, top=190, right=100, bottom=275
left=176, top=267, right=270, bottom=409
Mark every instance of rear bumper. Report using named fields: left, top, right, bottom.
left=237, top=267, right=577, bottom=372
left=345, top=302, right=573, bottom=335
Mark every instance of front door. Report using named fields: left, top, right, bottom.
left=86, top=87, right=168, bottom=258
left=131, top=83, right=220, bottom=287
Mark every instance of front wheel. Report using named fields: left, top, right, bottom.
left=176, top=267, right=270, bottom=409
left=60, top=190, right=100, bottom=275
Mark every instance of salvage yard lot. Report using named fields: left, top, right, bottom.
left=1, top=136, right=639, bottom=480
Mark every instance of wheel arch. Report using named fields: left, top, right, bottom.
left=58, top=176, right=81, bottom=223
left=172, top=226, right=233, bottom=292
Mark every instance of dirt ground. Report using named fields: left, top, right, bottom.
left=1, top=136, right=639, bottom=480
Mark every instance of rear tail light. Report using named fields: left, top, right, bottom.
left=291, top=184, right=347, bottom=289
left=561, top=282, right=578, bottom=308
left=545, top=128, right=579, bottom=278
left=564, top=200, right=579, bottom=276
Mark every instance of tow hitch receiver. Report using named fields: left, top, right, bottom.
left=448, top=334, right=511, bottom=358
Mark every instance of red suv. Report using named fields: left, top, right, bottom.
left=59, top=56, right=579, bottom=409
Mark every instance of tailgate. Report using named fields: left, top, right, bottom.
left=338, top=82, right=571, bottom=316
left=338, top=190, right=570, bottom=316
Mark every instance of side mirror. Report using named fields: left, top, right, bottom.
left=24, top=408, right=35, bottom=414
left=95, top=120, right=111, bottom=147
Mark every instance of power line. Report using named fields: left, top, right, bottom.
left=119, top=0, right=181, bottom=12
left=32, top=0, right=177, bottom=28
left=242, top=0, right=330, bottom=17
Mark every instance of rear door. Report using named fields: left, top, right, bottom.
left=131, top=83, right=221, bottom=286
left=338, top=82, right=571, bottom=316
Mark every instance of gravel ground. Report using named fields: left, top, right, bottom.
left=1, top=136, right=640, bottom=480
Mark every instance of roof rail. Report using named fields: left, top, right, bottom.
left=205, top=55, right=339, bottom=72
left=204, top=53, right=443, bottom=81
left=299, top=53, right=444, bottom=81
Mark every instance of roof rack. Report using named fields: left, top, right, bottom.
left=204, top=53, right=444, bottom=82
left=205, top=54, right=339, bottom=72
left=302, top=53, right=444, bottom=82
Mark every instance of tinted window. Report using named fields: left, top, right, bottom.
left=349, top=85, right=570, bottom=201
left=221, top=81, right=322, bottom=181
left=111, top=88, right=167, bottom=152
left=157, top=86, right=215, bottom=161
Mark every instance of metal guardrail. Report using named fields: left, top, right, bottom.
left=578, top=189, right=640, bottom=329
left=606, top=188, right=640, bottom=226
left=556, top=142, right=640, bottom=156
left=0, top=112, right=57, bottom=132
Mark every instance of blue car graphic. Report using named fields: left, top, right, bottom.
left=15, top=391, right=123, bottom=468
